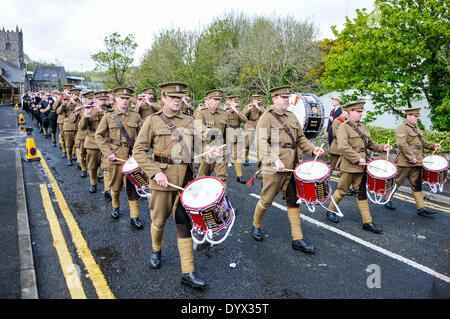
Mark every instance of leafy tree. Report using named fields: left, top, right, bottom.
left=320, top=0, right=450, bottom=131
left=91, top=32, right=137, bottom=88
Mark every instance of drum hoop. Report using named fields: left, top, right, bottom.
left=422, top=154, right=450, bottom=172
left=121, top=155, right=136, bottom=174
left=294, top=160, right=330, bottom=182
left=194, top=208, right=235, bottom=235
left=180, top=176, right=225, bottom=211
left=366, top=159, right=397, bottom=179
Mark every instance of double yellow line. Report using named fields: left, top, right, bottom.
left=39, top=151, right=115, bottom=299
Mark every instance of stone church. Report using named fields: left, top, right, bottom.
left=0, top=26, right=29, bottom=104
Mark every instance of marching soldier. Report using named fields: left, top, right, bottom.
left=243, top=94, right=265, bottom=166
left=224, top=95, right=248, bottom=183
left=73, top=91, right=94, bottom=178
left=195, top=89, right=230, bottom=191
left=57, top=88, right=82, bottom=166
left=328, top=101, right=392, bottom=233
left=325, top=106, right=349, bottom=223
left=49, top=90, right=62, bottom=147
left=95, top=87, right=144, bottom=230
left=251, top=85, right=324, bottom=253
left=133, top=82, right=218, bottom=289
left=384, top=107, right=441, bottom=216
left=56, top=84, right=73, bottom=156
left=80, top=91, right=110, bottom=194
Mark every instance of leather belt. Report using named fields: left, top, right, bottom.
left=409, top=145, right=422, bottom=149
left=352, top=147, right=365, bottom=152
left=110, top=139, right=129, bottom=148
left=269, top=142, right=295, bottom=149
left=153, top=155, right=183, bottom=164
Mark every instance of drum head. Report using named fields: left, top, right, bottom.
left=295, top=160, right=330, bottom=182
left=367, top=159, right=397, bottom=179
left=121, top=156, right=139, bottom=174
left=288, top=93, right=307, bottom=128
left=423, top=155, right=449, bottom=171
left=181, top=177, right=225, bottom=210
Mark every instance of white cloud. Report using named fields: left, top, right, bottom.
left=1, top=0, right=374, bottom=71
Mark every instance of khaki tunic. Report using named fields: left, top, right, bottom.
left=195, top=106, right=229, bottom=186
left=329, top=115, right=346, bottom=172
left=336, top=119, right=385, bottom=173
left=256, top=106, right=316, bottom=206
left=243, top=104, right=264, bottom=130
left=133, top=109, right=196, bottom=192
left=395, top=120, right=436, bottom=167
left=226, top=108, right=247, bottom=159
left=394, top=119, right=436, bottom=191
left=95, top=106, right=143, bottom=164
left=95, top=106, right=143, bottom=193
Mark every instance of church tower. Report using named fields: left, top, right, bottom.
left=0, top=25, right=24, bottom=69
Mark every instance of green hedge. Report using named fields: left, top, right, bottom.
left=367, top=125, right=450, bottom=154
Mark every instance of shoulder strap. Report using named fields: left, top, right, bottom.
left=346, top=121, right=368, bottom=150
left=411, top=126, right=423, bottom=142
left=110, top=110, right=134, bottom=147
left=269, top=110, right=296, bottom=146
left=158, top=112, right=193, bottom=160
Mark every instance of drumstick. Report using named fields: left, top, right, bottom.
left=313, top=143, right=324, bottom=163
left=167, top=182, right=197, bottom=195
left=386, top=139, right=390, bottom=160
left=114, top=158, right=126, bottom=163
left=365, top=163, right=388, bottom=172
left=194, top=144, right=227, bottom=160
left=272, top=167, right=311, bottom=175
left=432, top=140, right=444, bottom=155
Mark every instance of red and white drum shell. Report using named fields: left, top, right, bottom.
left=121, top=156, right=150, bottom=196
left=366, top=159, right=397, bottom=196
left=180, top=176, right=234, bottom=236
left=294, top=160, right=331, bottom=204
left=422, top=154, right=449, bottom=191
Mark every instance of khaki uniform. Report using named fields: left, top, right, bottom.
left=57, top=99, right=80, bottom=160
left=196, top=106, right=229, bottom=190
left=226, top=107, right=247, bottom=179
left=73, top=109, right=88, bottom=172
left=133, top=82, right=207, bottom=278
left=80, top=106, right=109, bottom=190
left=328, top=114, right=346, bottom=172
left=389, top=119, right=436, bottom=208
left=253, top=101, right=316, bottom=244
left=136, top=100, right=161, bottom=121
left=243, top=103, right=264, bottom=162
left=95, top=104, right=143, bottom=219
left=328, top=117, right=385, bottom=224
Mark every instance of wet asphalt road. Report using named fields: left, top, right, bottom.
left=10, top=108, right=450, bottom=300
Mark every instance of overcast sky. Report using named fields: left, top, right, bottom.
left=1, top=0, right=374, bottom=72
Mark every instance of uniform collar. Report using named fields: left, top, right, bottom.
left=162, top=107, right=183, bottom=119
left=404, top=119, right=417, bottom=128
left=207, top=106, right=219, bottom=114
left=114, top=105, right=128, bottom=115
left=347, top=118, right=361, bottom=126
left=269, top=105, right=287, bottom=116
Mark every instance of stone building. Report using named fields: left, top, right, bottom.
left=0, top=26, right=28, bottom=104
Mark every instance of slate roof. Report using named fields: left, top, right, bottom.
left=32, top=65, right=67, bottom=83
left=0, top=58, right=24, bottom=84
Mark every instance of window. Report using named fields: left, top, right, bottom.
left=5, top=42, right=11, bottom=50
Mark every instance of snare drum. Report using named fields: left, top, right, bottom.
left=422, top=154, right=449, bottom=193
left=294, top=160, right=331, bottom=205
left=180, top=176, right=235, bottom=245
left=366, top=159, right=397, bottom=204
left=288, top=93, right=325, bottom=139
left=121, top=156, right=151, bottom=198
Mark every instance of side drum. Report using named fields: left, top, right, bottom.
left=121, top=156, right=151, bottom=198
left=422, top=154, right=449, bottom=193
left=366, top=158, right=397, bottom=205
left=180, top=176, right=235, bottom=245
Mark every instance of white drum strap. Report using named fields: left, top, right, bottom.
left=366, top=184, right=396, bottom=205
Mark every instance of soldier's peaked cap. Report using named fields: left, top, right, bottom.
left=114, top=87, right=134, bottom=98
left=158, top=82, right=187, bottom=97
left=269, top=85, right=292, bottom=97
left=343, top=101, right=365, bottom=111
left=204, top=89, right=223, bottom=100
left=403, top=107, right=421, bottom=116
